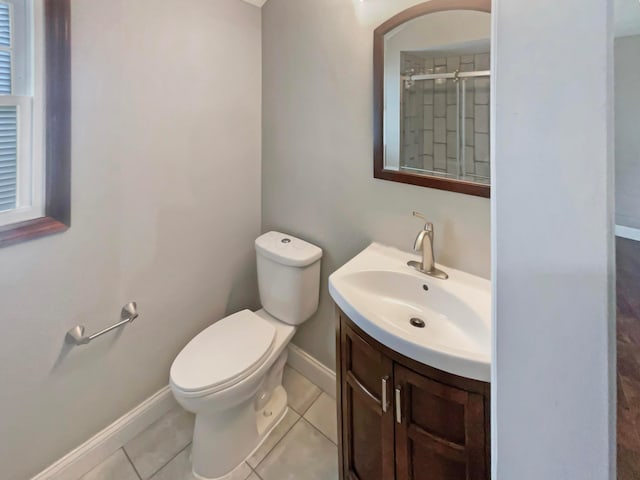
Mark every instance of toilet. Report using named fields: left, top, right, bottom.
left=170, top=231, right=322, bottom=479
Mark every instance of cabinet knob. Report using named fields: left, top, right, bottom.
left=395, top=386, right=402, bottom=424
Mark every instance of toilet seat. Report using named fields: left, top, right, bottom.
left=170, top=310, right=276, bottom=397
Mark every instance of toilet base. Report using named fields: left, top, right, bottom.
left=191, top=386, right=288, bottom=479
left=255, top=385, right=288, bottom=438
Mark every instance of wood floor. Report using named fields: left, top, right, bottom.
left=617, top=237, right=640, bottom=479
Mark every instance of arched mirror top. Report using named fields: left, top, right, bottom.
left=374, top=0, right=492, bottom=198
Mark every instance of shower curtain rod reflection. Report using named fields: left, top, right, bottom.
left=408, top=69, right=490, bottom=82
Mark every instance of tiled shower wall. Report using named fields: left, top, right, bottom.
left=401, top=52, right=490, bottom=183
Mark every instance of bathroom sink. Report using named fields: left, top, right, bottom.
left=329, top=243, right=491, bottom=381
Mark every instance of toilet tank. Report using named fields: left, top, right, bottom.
left=255, top=231, right=322, bottom=326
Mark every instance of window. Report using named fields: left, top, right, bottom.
left=0, top=0, right=41, bottom=225
left=0, top=0, right=70, bottom=247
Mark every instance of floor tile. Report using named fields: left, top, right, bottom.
left=124, top=406, right=195, bottom=479
left=256, top=419, right=339, bottom=480
left=246, top=474, right=260, bottom=480
left=149, top=445, right=253, bottom=480
left=304, top=393, right=338, bottom=444
left=79, top=449, right=139, bottom=480
left=247, top=408, right=300, bottom=468
left=282, top=366, right=321, bottom=414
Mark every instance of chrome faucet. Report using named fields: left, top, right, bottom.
left=407, top=212, right=448, bottom=280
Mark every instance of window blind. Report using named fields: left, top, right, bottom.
left=0, top=2, right=16, bottom=212
left=0, top=3, right=10, bottom=48
left=0, top=106, right=17, bottom=211
left=0, top=3, right=12, bottom=95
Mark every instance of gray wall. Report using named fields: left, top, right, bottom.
left=262, top=0, right=491, bottom=370
left=0, top=1, right=262, bottom=478
left=615, top=34, right=640, bottom=229
left=492, top=0, right=615, bottom=477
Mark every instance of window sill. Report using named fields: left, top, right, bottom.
left=0, top=216, right=68, bottom=248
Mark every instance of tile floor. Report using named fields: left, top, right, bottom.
left=77, top=366, right=339, bottom=480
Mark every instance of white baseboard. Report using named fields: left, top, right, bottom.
left=287, top=344, right=336, bottom=399
left=616, top=225, right=640, bottom=242
left=31, top=386, right=177, bottom=480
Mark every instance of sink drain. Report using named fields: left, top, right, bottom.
left=410, top=318, right=426, bottom=328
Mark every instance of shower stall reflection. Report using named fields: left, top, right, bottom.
left=399, top=52, right=491, bottom=185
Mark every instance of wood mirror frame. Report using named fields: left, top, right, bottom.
left=373, top=0, right=491, bottom=198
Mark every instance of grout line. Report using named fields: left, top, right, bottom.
left=144, top=442, right=191, bottom=480
left=285, top=365, right=323, bottom=416
left=300, top=417, right=338, bottom=447
left=253, top=415, right=303, bottom=472
left=122, top=448, right=143, bottom=480
left=287, top=363, right=327, bottom=396
left=298, top=388, right=323, bottom=416
left=249, top=468, right=265, bottom=480
left=247, top=466, right=261, bottom=480
left=301, top=393, right=338, bottom=447
left=301, top=390, right=322, bottom=419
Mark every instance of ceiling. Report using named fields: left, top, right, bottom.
left=616, top=0, right=640, bottom=37
left=241, top=0, right=639, bottom=36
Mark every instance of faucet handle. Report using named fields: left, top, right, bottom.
left=412, top=211, right=433, bottom=231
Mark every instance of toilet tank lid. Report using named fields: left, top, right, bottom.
left=255, top=231, right=322, bottom=267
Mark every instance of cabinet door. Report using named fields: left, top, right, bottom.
left=394, top=365, right=487, bottom=480
left=340, top=321, right=395, bottom=480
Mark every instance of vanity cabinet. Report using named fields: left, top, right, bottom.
left=339, top=318, right=395, bottom=480
left=337, top=312, right=490, bottom=480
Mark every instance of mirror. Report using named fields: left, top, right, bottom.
left=374, top=0, right=492, bottom=198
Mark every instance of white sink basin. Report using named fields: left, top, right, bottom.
left=329, top=243, right=491, bottom=382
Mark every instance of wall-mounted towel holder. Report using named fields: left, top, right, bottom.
left=66, top=302, right=139, bottom=346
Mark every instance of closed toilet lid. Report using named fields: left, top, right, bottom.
left=170, top=310, right=276, bottom=393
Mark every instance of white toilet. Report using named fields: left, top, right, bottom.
left=170, top=231, right=322, bottom=479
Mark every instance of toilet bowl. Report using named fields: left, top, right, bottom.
left=170, top=232, right=322, bottom=479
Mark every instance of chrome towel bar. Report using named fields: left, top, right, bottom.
left=66, top=302, right=139, bottom=346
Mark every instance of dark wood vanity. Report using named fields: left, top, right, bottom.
left=336, top=311, right=490, bottom=480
